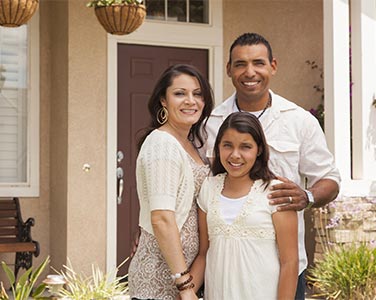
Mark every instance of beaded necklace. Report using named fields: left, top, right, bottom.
left=235, top=93, right=272, bottom=119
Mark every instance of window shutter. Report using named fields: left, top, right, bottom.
left=0, top=26, right=28, bottom=183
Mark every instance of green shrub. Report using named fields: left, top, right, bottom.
left=307, top=243, right=376, bottom=299
left=0, top=256, right=49, bottom=300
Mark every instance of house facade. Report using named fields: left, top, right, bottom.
left=0, top=0, right=375, bottom=278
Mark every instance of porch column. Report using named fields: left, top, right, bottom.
left=323, top=0, right=352, bottom=181
left=350, top=0, right=376, bottom=184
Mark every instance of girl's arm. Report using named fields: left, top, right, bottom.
left=272, top=210, right=299, bottom=300
left=190, top=208, right=209, bottom=293
left=151, top=210, right=198, bottom=300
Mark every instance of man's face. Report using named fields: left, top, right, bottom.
left=226, top=44, right=277, bottom=103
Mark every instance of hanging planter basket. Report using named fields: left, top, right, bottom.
left=0, top=0, right=39, bottom=27
left=94, top=4, right=146, bottom=35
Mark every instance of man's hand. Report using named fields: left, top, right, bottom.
left=130, top=226, right=141, bottom=258
left=268, top=176, right=308, bottom=211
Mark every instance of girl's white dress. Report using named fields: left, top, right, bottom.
left=197, top=174, right=281, bottom=300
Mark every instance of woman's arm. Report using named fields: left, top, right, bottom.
left=272, top=210, right=299, bottom=300
left=190, top=208, right=209, bottom=293
left=151, top=210, right=198, bottom=300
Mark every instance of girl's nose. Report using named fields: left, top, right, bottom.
left=230, top=148, right=240, bottom=158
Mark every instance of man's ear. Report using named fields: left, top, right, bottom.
left=226, top=62, right=231, bottom=77
left=271, top=58, right=278, bottom=76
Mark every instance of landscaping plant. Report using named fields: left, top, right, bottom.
left=55, top=258, right=129, bottom=300
left=0, top=256, right=49, bottom=300
left=307, top=241, right=376, bottom=299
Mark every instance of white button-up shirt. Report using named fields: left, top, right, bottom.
left=202, top=90, right=341, bottom=274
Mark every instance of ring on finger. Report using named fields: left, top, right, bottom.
left=288, top=196, right=293, bottom=204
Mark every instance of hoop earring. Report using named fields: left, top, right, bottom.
left=157, top=106, right=168, bottom=125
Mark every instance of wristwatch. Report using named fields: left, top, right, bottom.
left=304, top=190, right=315, bottom=209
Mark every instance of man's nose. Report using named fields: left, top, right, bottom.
left=244, top=65, right=256, bottom=77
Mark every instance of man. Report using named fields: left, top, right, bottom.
left=203, top=32, right=340, bottom=299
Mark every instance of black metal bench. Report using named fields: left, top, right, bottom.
left=0, top=197, right=40, bottom=278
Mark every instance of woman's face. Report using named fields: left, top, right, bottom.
left=161, top=74, right=205, bottom=130
left=219, top=128, right=259, bottom=180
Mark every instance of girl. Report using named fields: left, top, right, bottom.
left=193, top=112, right=298, bottom=299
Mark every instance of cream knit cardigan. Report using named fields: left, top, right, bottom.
left=136, top=130, right=195, bottom=235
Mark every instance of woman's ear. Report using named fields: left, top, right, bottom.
left=257, top=146, right=263, bottom=157
left=160, top=97, right=166, bottom=107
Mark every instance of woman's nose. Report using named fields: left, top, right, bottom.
left=184, top=93, right=195, bottom=104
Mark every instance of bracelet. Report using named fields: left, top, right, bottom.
left=177, top=282, right=195, bottom=292
left=176, top=274, right=193, bottom=289
left=171, top=267, right=190, bottom=280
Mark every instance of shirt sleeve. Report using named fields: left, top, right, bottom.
left=299, top=114, right=341, bottom=188
left=268, top=180, right=283, bottom=214
left=139, top=135, right=183, bottom=211
left=197, top=177, right=210, bottom=213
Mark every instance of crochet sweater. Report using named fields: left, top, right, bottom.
left=136, top=129, right=195, bottom=235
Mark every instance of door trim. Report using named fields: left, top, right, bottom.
left=106, top=0, right=223, bottom=271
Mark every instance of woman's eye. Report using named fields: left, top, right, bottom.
left=174, top=92, right=185, bottom=96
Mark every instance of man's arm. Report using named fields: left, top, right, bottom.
left=268, top=177, right=339, bottom=212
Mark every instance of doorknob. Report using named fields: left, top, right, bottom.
left=117, top=150, right=124, bottom=163
left=117, top=167, right=124, bottom=204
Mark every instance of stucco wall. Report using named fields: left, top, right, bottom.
left=14, top=0, right=108, bottom=278
left=223, top=0, right=324, bottom=111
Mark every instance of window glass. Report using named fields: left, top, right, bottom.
left=189, top=0, right=208, bottom=24
left=145, top=0, right=165, bottom=20
left=146, top=0, right=209, bottom=24
left=0, top=25, right=28, bottom=183
left=167, top=0, right=186, bottom=22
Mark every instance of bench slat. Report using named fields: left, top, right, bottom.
left=0, top=219, right=18, bottom=226
left=0, top=237, right=19, bottom=243
left=0, top=228, right=18, bottom=236
left=0, top=242, right=36, bottom=253
left=0, top=210, right=18, bottom=217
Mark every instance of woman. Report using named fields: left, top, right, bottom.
left=128, top=64, right=214, bottom=300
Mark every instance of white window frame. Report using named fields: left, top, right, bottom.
left=0, top=12, right=40, bottom=197
left=106, top=0, right=223, bottom=271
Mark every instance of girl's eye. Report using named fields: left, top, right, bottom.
left=175, top=91, right=185, bottom=96
left=194, top=92, right=203, bottom=97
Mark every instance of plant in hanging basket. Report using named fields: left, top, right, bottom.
left=87, top=0, right=146, bottom=35
left=0, top=0, right=39, bottom=27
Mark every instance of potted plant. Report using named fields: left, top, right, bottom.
left=87, top=0, right=146, bottom=35
left=0, top=0, right=39, bottom=27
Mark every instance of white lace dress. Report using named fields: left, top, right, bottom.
left=128, top=157, right=209, bottom=300
left=197, top=174, right=281, bottom=300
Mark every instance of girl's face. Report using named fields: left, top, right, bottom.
left=219, top=128, right=259, bottom=180
left=161, top=74, right=205, bottom=130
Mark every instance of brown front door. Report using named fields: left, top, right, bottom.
left=117, top=44, right=208, bottom=275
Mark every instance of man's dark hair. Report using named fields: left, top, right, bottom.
left=228, top=32, right=273, bottom=63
